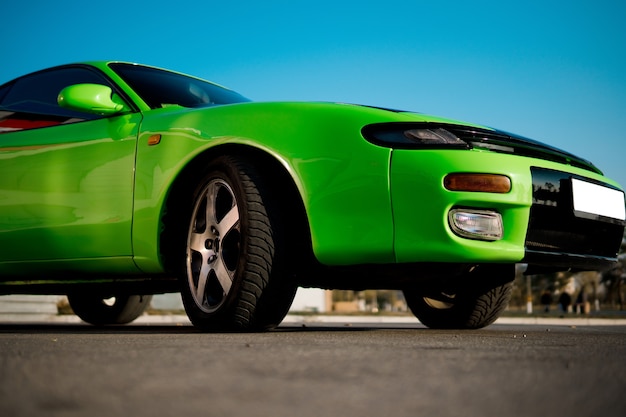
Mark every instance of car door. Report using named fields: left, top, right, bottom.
left=0, top=66, right=141, bottom=262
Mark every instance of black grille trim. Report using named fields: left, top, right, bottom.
left=523, top=167, right=624, bottom=269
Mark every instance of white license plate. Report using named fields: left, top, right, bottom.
left=572, top=178, right=625, bottom=221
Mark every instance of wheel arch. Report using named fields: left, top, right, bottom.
left=159, top=144, right=314, bottom=276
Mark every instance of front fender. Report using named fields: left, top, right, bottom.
left=131, top=103, right=400, bottom=271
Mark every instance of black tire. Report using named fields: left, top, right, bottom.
left=67, top=293, right=152, bottom=325
left=403, top=265, right=514, bottom=329
left=180, top=156, right=296, bottom=331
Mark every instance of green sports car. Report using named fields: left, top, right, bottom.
left=0, top=62, right=624, bottom=330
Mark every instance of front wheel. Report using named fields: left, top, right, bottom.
left=180, top=156, right=296, bottom=331
left=403, top=265, right=514, bottom=329
left=67, top=293, right=152, bottom=325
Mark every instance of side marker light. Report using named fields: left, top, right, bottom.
left=444, top=174, right=511, bottom=193
left=148, top=134, right=162, bottom=146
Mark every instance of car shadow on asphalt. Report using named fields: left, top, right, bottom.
left=0, top=322, right=429, bottom=334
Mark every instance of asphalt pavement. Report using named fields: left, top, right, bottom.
left=2, top=311, right=625, bottom=327
left=1, top=318, right=625, bottom=417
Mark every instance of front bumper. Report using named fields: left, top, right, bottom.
left=390, top=149, right=625, bottom=270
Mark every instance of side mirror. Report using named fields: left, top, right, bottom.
left=58, top=84, right=127, bottom=115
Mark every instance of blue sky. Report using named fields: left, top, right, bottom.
left=2, top=0, right=625, bottom=187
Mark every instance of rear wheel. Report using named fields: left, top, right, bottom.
left=180, top=156, right=296, bottom=331
left=403, top=264, right=514, bottom=329
left=67, top=293, right=152, bottom=325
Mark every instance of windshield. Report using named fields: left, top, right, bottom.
left=110, top=63, right=250, bottom=109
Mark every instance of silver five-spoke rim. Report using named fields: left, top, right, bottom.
left=186, top=179, right=241, bottom=313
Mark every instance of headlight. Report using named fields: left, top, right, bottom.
left=362, top=123, right=470, bottom=149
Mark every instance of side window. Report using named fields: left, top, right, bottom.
left=0, top=67, right=113, bottom=134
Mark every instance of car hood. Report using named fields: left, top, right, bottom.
left=156, top=101, right=601, bottom=175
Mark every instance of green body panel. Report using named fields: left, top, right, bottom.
left=0, top=113, right=140, bottom=263
left=0, top=61, right=623, bottom=286
left=391, top=149, right=622, bottom=264
left=129, top=101, right=623, bottom=270
left=131, top=102, right=405, bottom=270
left=392, top=150, right=532, bottom=263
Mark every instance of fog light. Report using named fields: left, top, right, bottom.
left=448, top=209, right=503, bottom=241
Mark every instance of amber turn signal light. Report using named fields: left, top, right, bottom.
left=148, top=134, right=162, bottom=146
left=444, top=173, right=511, bottom=193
